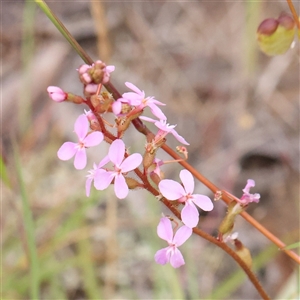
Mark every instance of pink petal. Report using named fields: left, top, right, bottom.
left=106, top=65, right=115, bottom=73
left=192, top=195, right=214, bottom=211
left=148, top=103, right=167, bottom=120
left=109, top=139, right=125, bottom=166
left=57, top=142, right=77, bottom=160
left=74, top=115, right=89, bottom=140
left=120, top=153, right=142, bottom=173
left=125, top=82, right=143, bottom=95
left=158, top=179, right=186, bottom=200
left=112, top=100, right=122, bottom=115
left=169, top=248, right=185, bottom=268
left=170, top=129, right=189, bottom=145
left=157, top=217, right=173, bottom=242
left=243, top=179, right=255, bottom=194
left=180, top=170, right=194, bottom=194
left=85, top=84, right=98, bottom=94
left=94, top=170, right=114, bottom=190
left=122, top=92, right=143, bottom=105
left=74, top=148, right=87, bottom=170
left=181, top=202, right=199, bottom=228
left=154, top=247, right=170, bottom=265
left=155, top=121, right=175, bottom=132
left=85, top=178, right=93, bottom=197
left=173, top=225, right=193, bottom=246
left=83, top=131, right=103, bottom=147
left=139, top=116, right=156, bottom=123
left=114, top=174, right=128, bottom=199
left=97, top=155, right=110, bottom=168
left=148, top=98, right=166, bottom=106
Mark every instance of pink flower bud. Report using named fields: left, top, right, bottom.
left=47, top=86, right=66, bottom=102
left=257, top=18, right=279, bottom=36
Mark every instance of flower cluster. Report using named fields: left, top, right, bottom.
left=48, top=60, right=260, bottom=268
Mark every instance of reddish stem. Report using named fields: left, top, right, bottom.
left=286, top=0, right=300, bottom=28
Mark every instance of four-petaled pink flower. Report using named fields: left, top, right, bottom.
left=57, top=114, right=104, bottom=170
left=94, top=139, right=142, bottom=199
left=113, top=82, right=167, bottom=120
left=158, top=169, right=213, bottom=228
left=47, top=86, right=67, bottom=102
left=140, top=116, right=189, bottom=146
left=239, top=179, right=260, bottom=205
left=155, top=217, right=192, bottom=268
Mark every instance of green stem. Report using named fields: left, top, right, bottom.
left=14, top=141, right=40, bottom=299
left=34, top=0, right=93, bottom=64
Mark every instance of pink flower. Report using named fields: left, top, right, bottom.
left=155, top=217, right=192, bottom=268
left=158, top=170, right=213, bottom=228
left=117, top=82, right=167, bottom=120
left=47, top=86, right=66, bottom=102
left=239, top=179, right=260, bottom=205
left=94, top=139, right=142, bottom=199
left=85, top=156, right=110, bottom=197
left=57, top=114, right=104, bottom=170
left=140, top=116, right=189, bottom=145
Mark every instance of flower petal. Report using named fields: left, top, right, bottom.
left=157, top=217, right=173, bottom=242
left=85, top=177, right=93, bottom=197
left=158, top=179, right=186, bottom=200
left=122, top=92, right=143, bottom=105
left=94, top=170, right=114, bottom=190
left=98, top=155, right=110, bottom=168
left=74, top=148, right=87, bottom=170
left=109, top=139, right=125, bottom=166
left=169, top=248, right=185, bottom=268
left=192, top=194, right=214, bottom=211
left=170, top=129, right=189, bottom=145
left=125, top=82, right=143, bottom=95
left=139, top=116, right=156, bottom=123
left=173, top=225, right=193, bottom=246
left=242, top=179, right=255, bottom=194
left=148, top=103, right=167, bottom=120
left=74, top=115, right=89, bottom=140
left=181, top=202, right=199, bottom=228
left=180, top=169, right=194, bottom=194
left=114, top=174, right=128, bottom=199
left=154, top=247, right=170, bottom=265
left=57, top=142, right=77, bottom=160
left=120, top=153, right=142, bottom=173
left=112, top=100, right=122, bottom=115
left=84, top=131, right=103, bottom=147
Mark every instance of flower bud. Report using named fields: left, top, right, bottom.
left=278, top=13, right=295, bottom=30
left=150, top=172, right=161, bottom=186
left=47, top=86, right=67, bottom=102
left=218, top=202, right=244, bottom=236
left=257, top=13, right=296, bottom=56
left=143, top=151, right=156, bottom=170
left=257, top=18, right=279, bottom=35
left=125, top=177, right=142, bottom=189
left=234, top=239, right=252, bottom=269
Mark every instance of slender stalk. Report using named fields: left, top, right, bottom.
left=286, top=0, right=300, bottom=28
left=34, top=0, right=93, bottom=65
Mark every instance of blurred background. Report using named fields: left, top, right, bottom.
left=2, top=1, right=299, bottom=299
